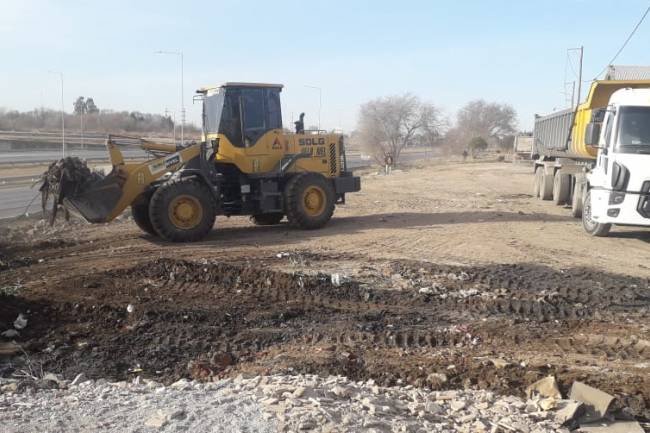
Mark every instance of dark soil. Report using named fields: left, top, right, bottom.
left=1, top=257, right=649, bottom=419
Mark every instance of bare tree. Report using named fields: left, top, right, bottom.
left=450, top=100, right=517, bottom=151
left=357, top=94, right=443, bottom=164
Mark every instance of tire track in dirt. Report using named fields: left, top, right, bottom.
left=3, top=256, right=649, bottom=419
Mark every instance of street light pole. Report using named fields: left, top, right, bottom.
left=305, top=85, right=322, bottom=131
left=155, top=50, right=184, bottom=145
left=48, top=70, right=65, bottom=158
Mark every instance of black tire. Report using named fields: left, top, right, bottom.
left=251, top=213, right=284, bottom=226
left=149, top=178, right=216, bottom=242
left=582, top=190, right=611, bottom=237
left=131, top=191, right=156, bottom=236
left=540, top=170, right=554, bottom=200
left=552, top=173, right=571, bottom=205
left=285, top=173, right=335, bottom=229
left=533, top=167, right=542, bottom=198
left=570, top=181, right=583, bottom=218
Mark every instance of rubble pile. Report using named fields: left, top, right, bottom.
left=526, top=376, right=646, bottom=433
left=0, top=374, right=566, bottom=433
left=38, top=157, right=103, bottom=223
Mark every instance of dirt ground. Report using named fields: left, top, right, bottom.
left=1, top=160, right=649, bottom=421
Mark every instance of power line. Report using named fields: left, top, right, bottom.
left=593, top=5, right=650, bottom=80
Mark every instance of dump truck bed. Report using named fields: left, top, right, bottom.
left=533, top=79, right=650, bottom=160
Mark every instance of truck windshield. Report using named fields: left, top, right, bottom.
left=617, top=106, right=650, bottom=152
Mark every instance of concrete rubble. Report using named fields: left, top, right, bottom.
left=523, top=377, right=645, bottom=433
left=0, top=374, right=566, bottom=433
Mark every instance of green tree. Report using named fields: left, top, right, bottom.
left=85, top=98, right=99, bottom=114
left=73, top=96, right=86, bottom=115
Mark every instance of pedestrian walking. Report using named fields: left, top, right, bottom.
left=384, top=153, right=394, bottom=175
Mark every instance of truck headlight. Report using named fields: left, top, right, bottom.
left=608, top=191, right=625, bottom=205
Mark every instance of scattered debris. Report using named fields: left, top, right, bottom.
left=577, top=420, right=645, bottom=433
left=526, top=375, right=562, bottom=400
left=144, top=410, right=169, bottom=429
left=38, top=157, right=104, bottom=224
left=13, top=314, right=27, bottom=330
left=569, top=381, right=615, bottom=423
left=1, top=329, right=19, bottom=338
left=0, top=375, right=564, bottom=433
left=488, top=358, right=510, bottom=369
left=554, top=400, right=584, bottom=424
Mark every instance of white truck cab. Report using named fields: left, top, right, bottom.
left=584, top=88, right=650, bottom=235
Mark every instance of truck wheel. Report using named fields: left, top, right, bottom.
left=131, top=192, right=156, bottom=236
left=251, top=213, right=284, bottom=225
left=149, top=178, right=216, bottom=242
left=552, top=173, right=571, bottom=205
left=570, top=182, right=583, bottom=218
left=533, top=167, right=542, bottom=198
left=582, top=190, right=611, bottom=237
left=540, top=170, right=554, bottom=200
left=285, top=173, right=335, bottom=229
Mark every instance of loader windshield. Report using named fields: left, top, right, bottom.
left=204, top=90, right=226, bottom=134
left=617, top=106, right=650, bottom=152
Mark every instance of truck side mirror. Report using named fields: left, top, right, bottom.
left=585, top=122, right=601, bottom=147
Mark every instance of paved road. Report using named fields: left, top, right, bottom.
left=0, top=151, right=431, bottom=219
left=0, top=185, right=43, bottom=219
left=0, top=149, right=147, bottom=164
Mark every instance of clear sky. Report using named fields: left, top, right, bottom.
left=2, top=0, right=650, bottom=132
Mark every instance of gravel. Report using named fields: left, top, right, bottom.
left=0, top=374, right=567, bottom=433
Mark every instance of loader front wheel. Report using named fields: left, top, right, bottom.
left=131, top=195, right=156, bottom=236
left=149, top=178, right=216, bottom=242
left=285, top=173, right=335, bottom=229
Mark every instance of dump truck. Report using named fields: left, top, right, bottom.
left=59, top=82, right=361, bottom=242
left=532, top=68, right=650, bottom=236
left=513, top=135, right=533, bottom=159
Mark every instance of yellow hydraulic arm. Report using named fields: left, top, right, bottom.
left=64, top=135, right=202, bottom=223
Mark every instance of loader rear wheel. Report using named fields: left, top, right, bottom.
left=285, top=173, right=335, bottom=229
left=131, top=195, right=156, bottom=236
left=149, top=178, right=216, bottom=242
left=251, top=213, right=284, bottom=226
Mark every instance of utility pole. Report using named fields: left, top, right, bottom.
left=155, top=50, right=184, bottom=145
left=304, top=85, right=322, bottom=131
left=81, top=106, right=84, bottom=150
left=173, top=112, right=177, bottom=144
left=568, top=46, right=584, bottom=109
left=576, top=46, right=584, bottom=109
left=48, top=70, right=65, bottom=158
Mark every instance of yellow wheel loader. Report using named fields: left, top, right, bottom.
left=61, top=82, right=360, bottom=242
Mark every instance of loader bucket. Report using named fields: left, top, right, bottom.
left=62, top=174, right=124, bottom=223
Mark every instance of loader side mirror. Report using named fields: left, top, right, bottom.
left=585, top=122, right=601, bottom=147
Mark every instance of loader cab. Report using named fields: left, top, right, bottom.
left=200, top=82, right=283, bottom=149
